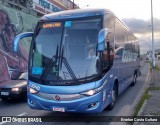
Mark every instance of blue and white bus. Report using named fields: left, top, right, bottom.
left=13, top=9, right=140, bottom=113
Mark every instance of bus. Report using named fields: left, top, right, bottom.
left=13, top=9, right=140, bottom=113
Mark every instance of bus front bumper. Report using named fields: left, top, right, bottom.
left=27, top=91, right=107, bottom=113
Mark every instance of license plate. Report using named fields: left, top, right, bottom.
left=52, top=107, right=65, bottom=112
left=1, top=92, right=9, bottom=96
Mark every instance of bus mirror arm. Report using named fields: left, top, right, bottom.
left=97, top=28, right=111, bottom=51
left=13, top=32, right=34, bottom=53
left=107, top=41, right=110, bottom=66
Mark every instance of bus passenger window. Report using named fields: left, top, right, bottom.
left=102, top=34, right=114, bottom=70
left=115, top=49, right=123, bottom=58
left=102, top=50, right=108, bottom=70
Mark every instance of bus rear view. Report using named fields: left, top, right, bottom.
left=13, top=9, right=140, bottom=113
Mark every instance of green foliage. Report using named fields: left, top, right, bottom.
left=129, top=87, right=160, bottom=125
left=133, top=87, right=160, bottom=117
left=133, top=88, right=151, bottom=117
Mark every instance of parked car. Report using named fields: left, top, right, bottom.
left=0, top=72, right=28, bottom=101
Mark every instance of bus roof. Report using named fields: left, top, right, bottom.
left=40, top=8, right=137, bottom=41
left=40, top=8, right=114, bottom=21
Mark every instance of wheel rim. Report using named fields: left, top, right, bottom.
left=134, top=74, right=137, bottom=84
left=112, top=89, right=116, bottom=103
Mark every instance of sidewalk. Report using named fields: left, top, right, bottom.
left=134, top=68, right=160, bottom=125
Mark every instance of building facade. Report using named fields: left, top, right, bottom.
left=0, top=0, right=79, bottom=83
left=0, top=0, right=79, bottom=16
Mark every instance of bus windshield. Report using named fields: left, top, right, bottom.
left=29, top=18, right=102, bottom=85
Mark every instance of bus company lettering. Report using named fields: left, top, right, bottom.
left=29, top=83, right=40, bottom=91
left=38, top=0, right=61, bottom=12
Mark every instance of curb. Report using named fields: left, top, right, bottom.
left=137, top=100, right=147, bottom=116
left=133, top=64, right=152, bottom=125
left=130, top=63, right=151, bottom=116
left=133, top=100, right=147, bottom=125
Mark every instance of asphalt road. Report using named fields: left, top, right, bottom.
left=0, top=62, right=149, bottom=125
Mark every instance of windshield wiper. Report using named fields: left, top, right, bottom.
left=62, top=57, right=79, bottom=84
left=59, top=45, right=79, bottom=84
left=39, top=44, right=79, bottom=85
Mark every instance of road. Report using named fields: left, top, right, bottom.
left=0, top=62, right=149, bottom=125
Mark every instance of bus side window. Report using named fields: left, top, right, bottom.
left=102, top=33, right=114, bottom=71
left=122, top=49, right=128, bottom=63
left=102, top=49, right=108, bottom=70
left=115, top=48, right=123, bottom=58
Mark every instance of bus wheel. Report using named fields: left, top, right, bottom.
left=107, top=85, right=117, bottom=110
left=131, top=72, right=137, bottom=86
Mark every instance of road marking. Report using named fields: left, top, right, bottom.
left=17, top=112, right=27, bottom=116
left=109, top=64, right=150, bottom=125
left=128, top=63, right=150, bottom=116
left=0, top=120, right=9, bottom=125
left=0, top=112, right=27, bottom=125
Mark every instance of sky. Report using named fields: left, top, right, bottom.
left=75, top=0, right=160, bottom=20
left=74, top=0, right=160, bottom=54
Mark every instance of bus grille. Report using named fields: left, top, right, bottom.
left=36, top=92, right=84, bottom=101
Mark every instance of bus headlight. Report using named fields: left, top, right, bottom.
left=80, top=83, right=105, bottom=96
left=29, top=88, right=38, bottom=94
left=82, top=90, right=95, bottom=96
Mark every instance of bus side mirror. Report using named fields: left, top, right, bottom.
left=97, top=28, right=111, bottom=51
left=13, top=32, right=33, bottom=53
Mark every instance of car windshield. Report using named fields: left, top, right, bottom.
left=29, top=18, right=102, bottom=85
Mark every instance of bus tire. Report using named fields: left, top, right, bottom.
left=131, top=72, right=137, bottom=86
left=107, top=84, right=117, bottom=110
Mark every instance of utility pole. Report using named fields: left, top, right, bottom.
left=148, top=25, right=151, bottom=55
left=151, top=0, right=155, bottom=68
left=73, top=0, right=74, bottom=9
left=151, top=0, right=155, bottom=84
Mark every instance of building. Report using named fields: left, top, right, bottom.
left=0, top=0, right=79, bottom=83
left=0, top=0, right=79, bottom=17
